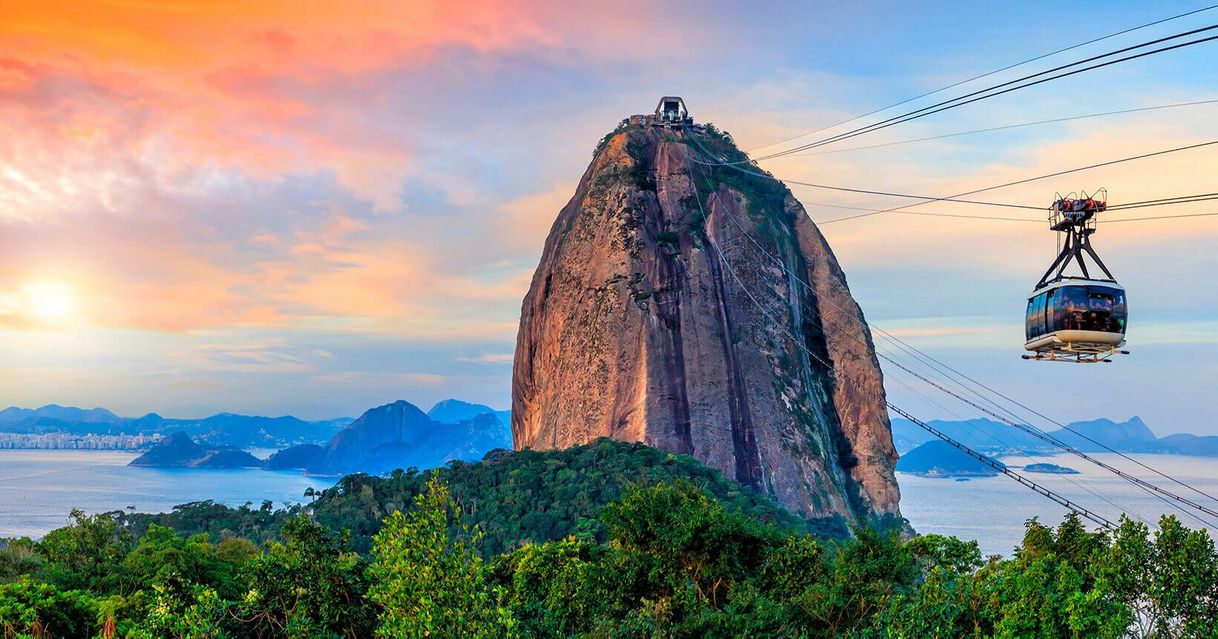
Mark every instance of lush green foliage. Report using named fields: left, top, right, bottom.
left=368, top=476, right=515, bottom=637
left=3, top=441, right=1217, bottom=637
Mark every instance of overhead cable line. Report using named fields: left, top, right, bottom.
left=691, top=156, right=1218, bottom=218
left=815, top=139, right=1218, bottom=224
left=868, top=325, right=1203, bottom=528
left=685, top=149, right=1123, bottom=530
left=876, top=358, right=1150, bottom=525
left=892, top=211, right=1039, bottom=222
left=747, top=4, right=1218, bottom=153
left=690, top=131, right=1218, bottom=225
left=781, top=193, right=1218, bottom=224
left=1108, top=192, right=1218, bottom=211
left=788, top=98, right=1218, bottom=157
left=888, top=405, right=1118, bottom=530
left=685, top=162, right=1045, bottom=210
left=870, top=321, right=1218, bottom=509
left=751, top=26, right=1218, bottom=160
left=684, top=126, right=1218, bottom=523
left=1109, top=211, right=1218, bottom=223
left=693, top=159, right=1159, bottom=526
left=878, top=350, right=1218, bottom=526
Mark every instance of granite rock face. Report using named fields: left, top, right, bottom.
left=511, top=120, right=901, bottom=524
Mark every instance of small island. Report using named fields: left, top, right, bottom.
left=1023, top=462, right=1080, bottom=474
left=128, top=431, right=262, bottom=469
left=896, top=440, right=1002, bottom=478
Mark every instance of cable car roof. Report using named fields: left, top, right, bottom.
left=1029, top=277, right=1124, bottom=298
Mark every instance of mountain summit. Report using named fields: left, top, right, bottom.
left=511, top=107, right=901, bottom=524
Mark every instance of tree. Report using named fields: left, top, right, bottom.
left=1095, top=514, right=1218, bottom=638
left=128, top=582, right=229, bottom=639
left=975, top=515, right=1126, bottom=638
left=367, top=475, right=515, bottom=638
left=0, top=578, right=98, bottom=638
left=235, top=515, right=374, bottom=638
left=120, top=524, right=246, bottom=600
left=0, top=537, right=43, bottom=584
left=37, top=509, right=134, bottom=593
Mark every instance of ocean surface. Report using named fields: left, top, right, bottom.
left=900, top=452, right=1218, bottom=556
left=2, top=449, right=1215, bottom=555
left=0, top=450, right=321, bottom=539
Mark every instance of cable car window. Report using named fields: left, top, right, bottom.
left=1025, top=297, right=1037, bottom=339
left=1045, top=288, right=1056, bottom=334
left=1030, top=293, right=1045, bottom=337
left=1086, top=285, right=1127, bottom=334
left=1054, top=286, right=1088, bottom=331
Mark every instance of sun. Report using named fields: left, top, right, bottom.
left=23, top=282, right=75, bottom=323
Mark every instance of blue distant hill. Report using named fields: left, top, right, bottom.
left=0, top=404, right=350, bottom=448
left=309, top=400, right=511, bottom=475
left=891, top=415, right=1218, bottom=458
left=2, top=398, right=514, bottom=475
left=139, top=399, right=514, bottom=476
left=426, top=399, right=510, bottom=429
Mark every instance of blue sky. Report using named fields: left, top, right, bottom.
left=1, top=1, right=1216, bottom=434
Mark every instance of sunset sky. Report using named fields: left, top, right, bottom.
left=3, top=1, right=1217, bottom=433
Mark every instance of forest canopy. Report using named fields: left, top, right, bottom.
left=1, top=440, right=1215, bottom=637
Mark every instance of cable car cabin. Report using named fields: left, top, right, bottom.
left=1025, top=279, right=1127, bottom=361
left=653, top=96, right=692, bottom=127
left=1024, top=188, right=1128, bottom=363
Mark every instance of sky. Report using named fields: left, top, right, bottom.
left=2, top=1, right=1217, bottom=433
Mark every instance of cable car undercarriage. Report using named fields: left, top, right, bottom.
left=1023, top=189, right=1129, bottom=363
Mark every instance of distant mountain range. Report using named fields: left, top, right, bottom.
left=891, top=415, right=1218, bottom=458
left=128, top=399, right=513, bottom=475
left=0, top=404, right=351, bottom=448
left=0, top=399, right=513, bottom=452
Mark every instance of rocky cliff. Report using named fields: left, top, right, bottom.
left=511, top=117, right=901, bottom=525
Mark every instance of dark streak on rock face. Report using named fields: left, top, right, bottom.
left=704, top=232, right=763, bottom=490
left=511, top=121, right=902, bottom=525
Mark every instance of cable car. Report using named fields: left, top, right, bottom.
left=1023, top=189, right=1129, bottom=363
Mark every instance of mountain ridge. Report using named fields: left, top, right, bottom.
left=891, top=415, right=1218, bottom=457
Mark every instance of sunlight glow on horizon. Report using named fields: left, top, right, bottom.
left=21, top=281, right=76, bottom=325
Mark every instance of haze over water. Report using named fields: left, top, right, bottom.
left=0, top=450, right=317, bottom=539
left=900, top=453, right=1218, bottom=556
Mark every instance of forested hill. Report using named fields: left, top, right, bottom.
left=116, top=438, right=847, bottom=554
left=5, top=440, right=1218, bottom=636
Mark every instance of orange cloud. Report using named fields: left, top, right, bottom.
left=0, top=1, right=554, bottom=74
